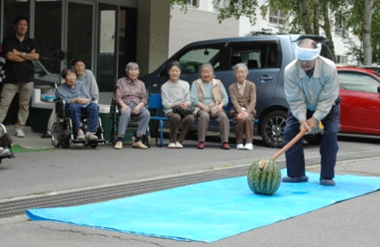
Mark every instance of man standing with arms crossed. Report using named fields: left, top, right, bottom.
left=281, top=38, right=340, bottom=186
left=0, top=15, right=40, bottom=137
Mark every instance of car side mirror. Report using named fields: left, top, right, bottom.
left=378, top=85, right=380, bottom=93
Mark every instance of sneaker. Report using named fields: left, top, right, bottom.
left=282, top=176, right=309, bottom=183
left=114, top=141, right=123, bottom=150
left=77, top=129, right=85, bottom=140
left=85, top=132, right=98, bottom=141
left=168, top=143, right=176, bottom=149
left=236, top=144, right=245, bottom=150
left=132, top=141, right=148, bottom=149
left=244, top=143, right=254, bottom=150
left=175, top=142, right=183, bottom=149
left=320, top=178, right=336, bottom=186
left=15, top=128, right=25, bottom=138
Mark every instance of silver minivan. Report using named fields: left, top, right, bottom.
left=141, top=34, right=334, bottom=148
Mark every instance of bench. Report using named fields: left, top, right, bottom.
left=148, top=93, right=258, bottom=147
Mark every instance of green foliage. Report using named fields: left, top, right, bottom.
left=171, top=0, right=259, bottom=24
left=171, top=0, right=380, bottom=63
left=216, top=0, right=259, bottom=24
left=343, top=0, right=380, bottom=64
left=246, top=27, right=289, bottom=36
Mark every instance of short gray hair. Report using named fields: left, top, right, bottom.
left=125, top=62, right=139, bottom=73
left=297, top=38, right=317, bottom=49
left=233, top=63, right=249, bottom=75
left=199, top=62, right=214, bottom=75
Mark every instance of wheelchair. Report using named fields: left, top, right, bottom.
left=51, top=99, right=105, bottom=149
left=108, top=87, right=151, bottom=148
left=0, top=124, right=15, bottom=162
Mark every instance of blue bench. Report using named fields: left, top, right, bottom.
left=148, top=94, right=258, bottom=147
left=148, top=94, right=169, bottom=147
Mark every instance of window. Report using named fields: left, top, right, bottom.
left=338, top=72, right=379, bottom=93
left=177, top=47, right=222, bottom=74
left=335, top=14, right=345, bottom=36
left=185, top=0, right=198, bottom=7
left=269, top=9, right=287, bottom=25
left=213, top=0, right=229, bottom=10
left=231, top=43, right=281, bottom=69
left=335, top=55, right=348, bottom=65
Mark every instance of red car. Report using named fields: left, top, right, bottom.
left=338, top=66, right=380, bottom=135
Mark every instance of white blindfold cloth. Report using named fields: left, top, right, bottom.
left=295, top=43, right=321, bottom=61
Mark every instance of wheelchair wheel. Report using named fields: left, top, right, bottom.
left=51, top=122, right=62, bottom=148
left=142, top=133, right=151, bottom=148
left=90, top=142, right=98, bottom=148
left=110, top=130, right=118, bottom=145
left=61, top=140, right=70, bottom=149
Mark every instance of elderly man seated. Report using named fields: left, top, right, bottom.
left=56, top=67, right=99, bottom=141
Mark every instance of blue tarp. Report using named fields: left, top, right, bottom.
left=26, top=170, right=380, bottom=242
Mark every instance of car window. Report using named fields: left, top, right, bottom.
left=177, top=47, right=222, bottom=74
left=338, top=71, right=379, bottom=93
left=230, top=42, right=280, bottom=69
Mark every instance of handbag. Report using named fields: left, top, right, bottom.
left=172, top=105, right=193, bottom=118
left=209, top=102, right=222, bottom=117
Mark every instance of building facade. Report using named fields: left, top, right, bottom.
left=0, top=0, right=171, bottom=103
left=0, top=0, right=361, bottom=102
left=169, top=0, right=361, bottom=65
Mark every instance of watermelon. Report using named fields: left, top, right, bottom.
left=247, top=158, right=281, bottom=195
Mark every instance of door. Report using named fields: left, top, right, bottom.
left=65, top=1, right=94, bottom=69
left=34, top=0, right=95, bottom=86
left=338, top=70, right=380, bottom=134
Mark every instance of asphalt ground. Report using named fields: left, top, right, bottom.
left=0, top=126, right=380, bottom=246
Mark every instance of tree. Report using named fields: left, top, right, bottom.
left=172, top=0, right=380, bottom=64
left=260, top=0, right=343, bottom=58
left=170, top=0, right=259, bottom=24
left=343, top=0, right=379, bottom=64
left=362, top=0, right=374, bottom=65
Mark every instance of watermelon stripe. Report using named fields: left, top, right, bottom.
left=247, top=158, right=281, bottom=195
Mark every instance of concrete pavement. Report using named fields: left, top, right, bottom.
left=0, top=125, right=380, bottom=246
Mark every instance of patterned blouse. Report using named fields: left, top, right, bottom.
left=114, top=77, right=148, bottom=106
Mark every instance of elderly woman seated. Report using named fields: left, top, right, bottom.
left=55, top=67, right=99, bottom=141
left=113, top=62, right=150, bottom=150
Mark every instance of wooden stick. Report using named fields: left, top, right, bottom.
left=258, top=128, right=307, bottom=170
left=271, top=128, right=308, bottom=160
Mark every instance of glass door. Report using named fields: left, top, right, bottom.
left=97, top=3, right=117, bottom=92
left=35, top=0, right=62, bottom=80
left=34, top=0, right=94, bottom=81
left=66, top=1, right=94, bottom=69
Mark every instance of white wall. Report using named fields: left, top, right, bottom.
left=168, top=4, right=240, bottom=57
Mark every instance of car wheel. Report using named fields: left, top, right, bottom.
left=260, top=110, right=287, bottom=148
